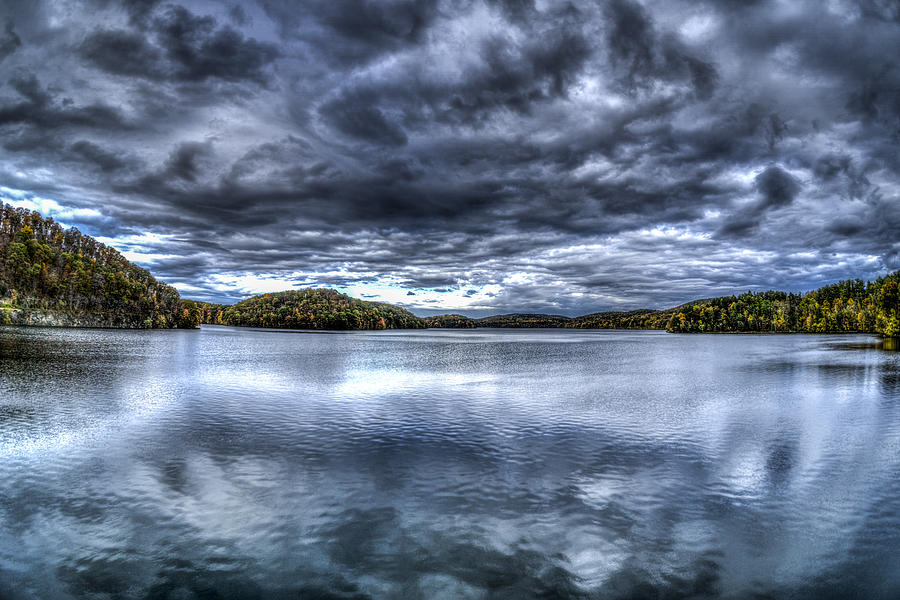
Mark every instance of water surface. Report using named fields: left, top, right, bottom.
left=1, top=326, right=898, bottom=599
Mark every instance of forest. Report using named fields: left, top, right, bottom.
left=423, top=309, right=677, bottom=330
left=0, top=203, right=199, bottom=328
left=423, top=314, right=477, bottom=328
left=664, top=273, right=900, bottom=336
left=567, top=308, right=674, bottom=330
left=471, top=314, right=572, bottom=328
left=198, top=289, right=425, bottom=330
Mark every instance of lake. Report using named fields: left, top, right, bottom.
left=0, top=326, right=898, bottom=599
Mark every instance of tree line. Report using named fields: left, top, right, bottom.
left=198, top=289, right=424, bottom=330
left=423, top=309, right=673, bottom=329
left=665, top=273, right=900, bottom=336
left=4, top=201, right=898, bottom=336
left=419, top=274, right=900, bottom=337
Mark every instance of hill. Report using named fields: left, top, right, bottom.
left=201, top=289, right=425, bottom=330
left=421, top=309, right=666, bottom=330
left=422, top=310, right=664, bottom=329
left=422, top=314, right=477, bottom=328
left=566, top=308, right=669, bottom=330
left=665, top=274, right=900, bottom=336
left=0, top=203, right=199, bottom=328
left=474, top=313, right=571, bottom=328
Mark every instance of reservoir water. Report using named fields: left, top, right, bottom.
left=0, top=326, right=898, bottom=599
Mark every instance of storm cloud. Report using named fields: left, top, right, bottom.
left=0, top=0, right=898, bottom=315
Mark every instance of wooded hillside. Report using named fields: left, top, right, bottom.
left=200, top=289, right=425, bottom=330
left=665, top=274, right=900, bottom=336
left=0, top=203, right=199, bottom=328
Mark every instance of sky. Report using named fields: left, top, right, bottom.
left=0, top=0, right=898, bottom=316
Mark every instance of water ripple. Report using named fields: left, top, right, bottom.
left=1, top=327, right=898, bottom=599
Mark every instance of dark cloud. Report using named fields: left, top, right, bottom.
left=826, top=218, right=864, bottom=237
left=813, top=153, right=872, bottom=199
left=604, top=0, right=718, bottom=98
left=856, top=0, right=900, bottom=22
left=755, top=165, right=800, bottom=209
left=488, top=0, right=537, bottom=21
left=0, top=0, right=897, bottom=312
left=605, top=0, right=656, bottom=81
left=320, top=90, right=408, bottom=146
left=0, top=20, right=21, bottom=62
left=152, top=5, right=279, bottom=84
left=68, top=140, right=127, bottom=172
left=80, top=29, right=164, bottom=79
left=121, top=0, right=163, bottom=25
left=719, top=166, right=800, bottom=237
left=228, top=4, right=249, bottom=26
left=316, top=0, right=437, bottom=48
left=0, top=73, right=128, bottom=130
left=165, top=141, right=211, bottom=182
left=261, top=0, right=441, bottom=66
left=442, top=29, right=592, bottom=121
left=80, top=4, right=279, bottom=84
